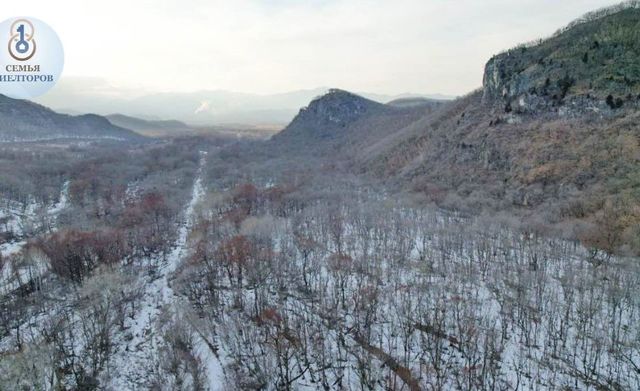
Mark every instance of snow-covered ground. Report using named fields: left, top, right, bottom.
left=0, top=181, right=69, bottom=293
left=185, top=199, right=640, bottom=390
left=2, top=164, right=638, bottom=390
left=104, top=151, right=226, bottom=390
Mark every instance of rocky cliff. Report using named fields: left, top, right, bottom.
left=483, top=2, right=640, bottom=116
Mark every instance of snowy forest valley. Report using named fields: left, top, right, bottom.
left=0, top=134, right=638, bottom=391
left=2, top=2, right=640, bottom=390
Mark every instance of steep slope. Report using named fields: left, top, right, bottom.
left=0, top=95, right=146, bottom=143
left=106, top=114, right=193, bottom=137
left=360, top=4, right=640, bottom=255
left=274, top=89, right=389, bottom=140
left=483, top=2, right=640, bottom=114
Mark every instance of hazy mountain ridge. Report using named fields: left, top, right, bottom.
left=0, top=95, right=145, bottom=143
left=35, top=84, right=453, bottom=126
left=106, top=114, right=193, bottom=137
left=386, top=97, right=448, bottom=109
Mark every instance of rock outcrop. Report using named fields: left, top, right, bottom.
left=274, top=89, right=390, bottom=140
left=482, top=3, right=640, bottom=116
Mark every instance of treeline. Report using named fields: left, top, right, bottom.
left=0, top=146, right=73, bottom=206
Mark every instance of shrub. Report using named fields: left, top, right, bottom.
left=38, top=229, right=127, bottom=282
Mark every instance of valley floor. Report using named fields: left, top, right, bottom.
left=0, top=140, right=638, bottom=391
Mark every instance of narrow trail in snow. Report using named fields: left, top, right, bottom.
left=105, top=151, right=224, bottom=390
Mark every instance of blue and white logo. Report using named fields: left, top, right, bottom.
left=0, top=17, right=64, bottom=99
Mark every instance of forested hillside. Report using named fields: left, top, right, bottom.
left=273, top=3, right=640, bottom=256
left=0, top=95, right=145, bottom=143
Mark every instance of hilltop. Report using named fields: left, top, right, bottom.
left=271, top=89, right=445, bottom=156
left=273, top=89, right=389, bottom=141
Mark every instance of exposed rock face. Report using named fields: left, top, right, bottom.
left=482, top=55, right=540, bottom=105
left=0, top=95, right=146, bottom=142
left=275, top=89, right=388, bottom=140
left=271, top=89, right=444, bottom=157
left=482, top=4, right=640, bottom=116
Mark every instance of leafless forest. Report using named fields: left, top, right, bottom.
left=0, top=137, right=638, bottom=391
left=2, top=3, right=640, bottom=389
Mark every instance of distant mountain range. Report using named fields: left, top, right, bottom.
left=0, top=95, right=145, bottom=143
left=105, top=114, right=193, bottom=137
left=34, top=84, right=454, bottom=126
left=0, top=94, right=286, bottom=143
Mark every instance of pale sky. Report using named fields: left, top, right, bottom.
left=4, top=0, right=624, bottom=96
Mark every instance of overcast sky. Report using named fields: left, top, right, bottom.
left=5, top=0, right=624, bottom=96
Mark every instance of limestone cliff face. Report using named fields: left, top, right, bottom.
left=482, top=4, right=640, bottom=116
left=482, top=55, right=537, bottom=105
